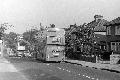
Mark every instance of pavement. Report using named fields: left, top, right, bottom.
left=65, top=59, right=120, bottom=73
left=0, top=57, right=28, bottom=80
left=6, top=57, right=120, bottom=80
left=1, top=56, right=120, bottom=80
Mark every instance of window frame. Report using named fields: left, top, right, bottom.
left=111, top=42, right=120, bottom=52
left=115, top=26, right=120, bottom=35
left=106, top=26, right=111, bottom=35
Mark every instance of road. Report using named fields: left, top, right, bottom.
left=0, top=57, right=120, bottom=80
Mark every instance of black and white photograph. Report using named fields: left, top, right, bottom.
left=0, top=0, right=120, bottom=80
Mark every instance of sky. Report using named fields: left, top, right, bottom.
left=0, top=0, right=120, bottom=34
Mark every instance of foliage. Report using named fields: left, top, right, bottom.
left=0, top=23, right=14, bottom=33
left=0, top=23, right=13, bottom=39
left=23, top=28, right=38, bottom=52
left=19, top=40, right=28, bottom=46
left=22, top=26, right=47, bottom=55
left=4, top=32, right=18, bottom=52
left=0, top=22, right=14, bottom=40
left=0, top=23, right=8, bottom=33
left=65, top=23, right=95, bottom=55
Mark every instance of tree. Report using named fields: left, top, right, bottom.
left=65, top=23, right=95, bottom=58
left=4, top=32, right=18, bottom=53
left=23, top=25, right=47, bottom=59
left=0, top=23, right=14, bottom=56
left=23, top=28, right=38, bottom=53
left=0, top=23, right=14, bottom=39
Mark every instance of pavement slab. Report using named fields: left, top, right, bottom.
left=2, top=57, right=120, bottom=80
left=0, top=58, right=28, bottom=80
left=65, top=59, right=120, bottom=73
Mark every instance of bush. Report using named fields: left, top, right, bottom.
left=101, top=52, right=111, bottom=60
left=78, top=54, right=96, bottom=63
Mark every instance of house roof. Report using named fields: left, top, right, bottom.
left=94, top=19, right=108, bottom=32
left=105, top=17, right=120, bottom=26
left=87, top=20, right=99, bottom=28
left=87, top=19, right=108, bottom=32
left=65, top=25, right=77, bottom=36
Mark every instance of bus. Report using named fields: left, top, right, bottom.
left=36, top=27, right=65, bottom=62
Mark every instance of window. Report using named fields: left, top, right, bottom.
left=106, top=26, right=111, bottom=35
left=111, top=42, right=116, bottom=51
left=116, top=42, right=120, bottom=52
left=111, top=42, right=120, bottom=52
left=112, top=43, right=115, bottom=45
left=115, top=26, right=120, bottom=35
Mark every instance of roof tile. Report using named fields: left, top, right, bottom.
left=87, top=19, right=108, bottom=32
left=105, top=17, right=120, bottom=26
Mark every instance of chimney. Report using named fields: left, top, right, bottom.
left=70, top=25, right=74, bottom=29
left=94, top=15, right=103, bottom=22
left=50, top=24, right=55, bottom=28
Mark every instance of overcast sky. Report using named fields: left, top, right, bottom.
left=0, top=0, right=120, bottom=34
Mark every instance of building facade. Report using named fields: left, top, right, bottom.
left=105, top=17, right=120, bottom=54
left=87, top=15, right=108, bottom=52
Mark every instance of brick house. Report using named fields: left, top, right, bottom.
left=65, top=15, right=108, bottom=53
left=87, top=15, right=108, bottom=52
left=104, top=17, right=120, bottom=54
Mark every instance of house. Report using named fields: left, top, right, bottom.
left=65, top=15, right=108, bottom=53
left=104, top=17, right=120, bottom=54
left=65, top=24, right=78, bottom=52
left=87, top=15, right=108, bottom=52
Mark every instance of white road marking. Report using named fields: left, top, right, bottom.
left=40, top=73, right=45, bottom=76
left=87, top=76, right=91, bottom=79
left=86, top=76, right=88, bottom=77
left=91, top=78, right=95, bottom=79
left=86, top=76, right=90, bottom=78
left=83, top=75, right=85, bottom=76
left=78, top=73, right=96, bottom=80
left=57, top=67, right=71, bottom=73
left=96, top=78, right=99, bottom=80
left=46, top=64, right=50, bottom=66
left=68, top=70, right=71, bottom=72
left=54, top=65, right=98, bottom=80
left=57, top=67, right=61, bottom=69
left=66, top=69, right=69, bottom=72
left=78, top=74, right=81, bottom=75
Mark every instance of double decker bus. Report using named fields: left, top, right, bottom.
left=36, top=27, right=65, bottom=62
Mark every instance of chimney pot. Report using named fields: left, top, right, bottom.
left=94, top=15, right=103, bottom=22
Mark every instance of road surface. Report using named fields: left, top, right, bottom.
left=0, top=57, right=120, bottom=80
